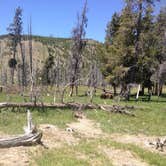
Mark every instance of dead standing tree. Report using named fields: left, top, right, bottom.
left=87, top=47, right=98, bottom=103
left=69, top=0, right=88, bottom=97
left=7, top=7, right=24, bottom=86
left=28, top=18, right=35, bottom=102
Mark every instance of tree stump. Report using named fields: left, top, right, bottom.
left=0, top=110, right=42, bottom=148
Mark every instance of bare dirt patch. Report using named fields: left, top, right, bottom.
left=68, top=118, right=166, bottom=155
left=67, top=118, right=105, bottom=138
left=110, top=133, right=166, bottom=155
left=0, top=124, right=78, bottom=166
left=39, top=124, right=78, bottom=149
left=0, top=146, right=30, bottom=166
left=100, top=146, right=150, bottom=166
left=0, top=132, right=31, bottom=166
left=0, top=119, right=165, bottom=166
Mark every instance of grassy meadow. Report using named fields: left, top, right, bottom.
left=0, top=86, right=166, bottom=166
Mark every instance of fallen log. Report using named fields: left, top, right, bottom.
left=0, top=102, right=135, bottom=116
left=0, top=132, right=42, bottom=148
left=0, top=110, right=42, bottom=148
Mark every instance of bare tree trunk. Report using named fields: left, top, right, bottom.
left=10, top=68, right=15, bottom=85
left=69, top=84, right=74, bottom=97
left=113, top=85, right=117, bottom=96
left=158, top=81, right=163, bottom=97
left=11, top=50, right=16, bottom=85
left=17, top=65, right=21, bottom=87
left=159, top=84, right=163, bottom=96
left=90, top=87, right=95, bottom=103
left=141, top=85, right=144, bottom=96
left=155, top=83, right=158, bottom=95
left=136, top=84, right=141, bottom=99
left=20, top=42, right=25, bottom=93
left=157, top=81, right=160, bottom=97
left=28, top=19, right=35, bottom=102
left=75, top=85, right=78, bottom=96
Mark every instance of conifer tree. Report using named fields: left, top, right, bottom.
left=105, top=12, right=120, bottom=47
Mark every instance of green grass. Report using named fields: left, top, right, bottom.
left=32, top=138, right=113, bottom=166
left=102, top=139, right=166, bottom=166
left=0, top=87, right=166, bottom=136
left=34, top=137, right=166, bottom=166
left=86, top=101, right=166, bottom=136
left=33, top=148, right=90, bottom=166
left=0, top=87, right=166, bottom=165
left=74, top=138, right=113, bottom=166
left=0, top=108, right=75, bottom=134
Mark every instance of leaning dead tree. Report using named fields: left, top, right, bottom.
left=69, top=0, right=88, bottom=96
left=0, top=110, right=42, bottom=148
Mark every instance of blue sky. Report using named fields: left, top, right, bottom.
left=0, top=0, right=165, bottom=42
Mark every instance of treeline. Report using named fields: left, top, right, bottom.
left=103, top=0, right=166, bottom=96
left=0, top=0, right=165, bottom=98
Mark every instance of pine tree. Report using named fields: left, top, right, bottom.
left=105, top=12, right=120, bottom=47
left=151, top=6, right=166, bottom=95
left=156, top=5, right=166, bottom=63
left=138, top=3, right=158, bottom=92
left=103, top=0, right=159, bottom=96
left=111, top=1, right=136, bottom=84
left=103, top=1, right=135, bottom=95
left=42, top=48, right=54, bottom=85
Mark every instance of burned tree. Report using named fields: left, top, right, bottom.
left=69, top=0, right=88, bottom=96
left=7, top=7, right=23, bottom=85
left=28, top=18, right=35, bottom=102
left=87, top=47, right=99, bottom=102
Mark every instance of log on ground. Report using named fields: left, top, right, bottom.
left=0, top=102, right=136, bottom=116
left=0, top=132, right=42, bottom=148
left=0, top=109, right=42, bottom=148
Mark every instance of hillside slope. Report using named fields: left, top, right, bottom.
left=0, top=35, right=106, bottom=85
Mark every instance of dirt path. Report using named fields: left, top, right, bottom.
left=100, top=146, right=150, bottom=166
left=68, top=117, right=166, bottom=155
left=67, top=118, right=154, bottom=165
left=0, top=118, right=164, bottom=166
left=39, top=124, right=78, bottom=148
left=110, top=133, right=166, bottom=155
left=67, top=118, right=105, bottom=138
